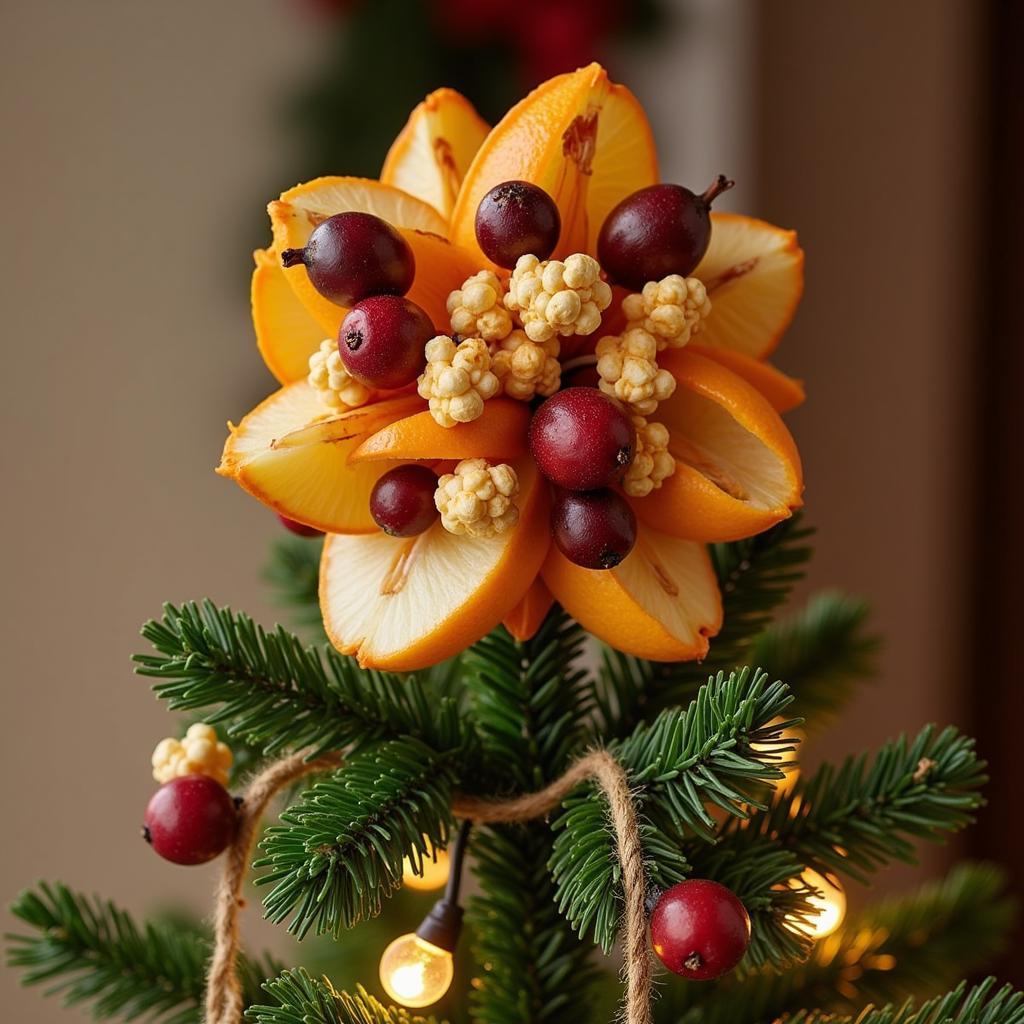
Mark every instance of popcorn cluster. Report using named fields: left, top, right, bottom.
left=622, top=416, right=676, bottom=497
left=435, top=459, right=520, bottom=538
left=595, top=326, right=677, bottom=416
left=152, top=723, right=233, bottom=787
left=491, top=329, right=561, bottom=401
left=622, top=274, right=711, bottom=348
left=447, top=270, right=513, bottom=342
left=504, top=254, right=613, bottom=343
left=417, top=336, right=501, bottom=427
left=308, top=338, right=372, bottom=411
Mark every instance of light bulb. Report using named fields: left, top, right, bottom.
left=402, top=845, right=450, bottom=891
left=752, top=719, right=805, bottom=796
left=379, top=933, right=454, bottom=1008
left=798, top=868, right=846, bottom=939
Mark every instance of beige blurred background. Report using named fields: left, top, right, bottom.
left=0, top=1, right=990, bottom=1020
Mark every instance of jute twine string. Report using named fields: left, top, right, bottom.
left=205, top=748, right=651, bottom=1024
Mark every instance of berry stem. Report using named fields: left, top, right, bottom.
left=280, top=247, right=306, bottom=268
left=559, top=354, right=598, bottom=375
left=701, top=175, right=735, bottom=206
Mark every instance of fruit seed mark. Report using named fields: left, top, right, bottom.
left=704, top=257, right=759, bottom=294
left=550, top=108, right=600, bottom=254
left=636, top=536, right=680, bottom=597
left=671, top=436, right=749, bottom=501
left=433, top=136, right=462, bottom=213
left=379, top=534, right=428, bottom=596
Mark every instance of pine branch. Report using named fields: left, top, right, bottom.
left=550, top=668, right=800, bottom=954
left=255, top=738, right=462, bottom=939
left=592, top=516, right=813, bottom=737
left=749, top=590, right=880, bottom=727
left=674, top=724, right=987, bottom=975
left=463, top=611, right=599, bottom=1024
left=5, top=882, right=280, bottom=1024
left=246, top=969, right=438, bottom=1024
left=784, top=978, right=1024, bottom=1024
left=704, top=724, right=987, bottom=885
left=134, top=601, right=469, bottom=759
left=659, top=862, right=1016, bottom=1024
left=263, top=535, right=324, bottom=631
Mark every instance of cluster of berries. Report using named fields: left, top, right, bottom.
left=281, top=173, right=732, bottom=571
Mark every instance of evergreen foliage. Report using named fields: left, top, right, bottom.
left=247, top=970, right=436, bottom=1024
left=5, top=882, right=280, bottom=1024
left=256, top=739, right=464, bottom=938
left=263, top=535, right=324, bottom=630
left=661, top=863, right=1016, bottom=1024
left=135, top=601, right=468, bottom=759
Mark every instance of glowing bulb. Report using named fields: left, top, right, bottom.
left=379, top=933, right=454, bottom=1008
left=752, top=719, right=805, bottom=796
left=402, top=845, right=450, bottom=891
left=797, top=869, right=846, bottom=939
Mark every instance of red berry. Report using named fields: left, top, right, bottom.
left=529, top=388, right=636, bottom=490
left=650, top=879, right=751, bottom=980
left=552, top=489, right=636, bottom=569
left=475, top=180, right=561, bottom=267
left=370, top=465, right=439, bottom=537
left=597, top=177, right=734, bottom=290
left=276, top=512, right=322, bottom=537
left=338, top=295, right=434, bottom=390
left=142, top=776, right=238, bottom=866
left=281, top=212, right=414, bottom=307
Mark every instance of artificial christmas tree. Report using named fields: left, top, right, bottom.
left=6, top=63, right=1018, bottom=1024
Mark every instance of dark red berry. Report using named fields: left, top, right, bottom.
left=277, top=512, right=322, bottom=537
left=529, top=388, right=636, bottom=490
left=142, top=775, right=237, bottom=866
left=552, top=489, right=636, bottom=569
left=281, top=212, right=414, bottom=307
left=475, top=180, right=561, bottom=267
left=597, top=176, right=734, bottom=290
left=650, top=879, right=751, bottom=981
left=370, top=465, right=439, bottom=537
left=338, top=295, right=434, bottom=390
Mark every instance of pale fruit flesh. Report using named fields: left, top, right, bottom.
left=320, top=459, right=550, bottom=670
left=542, top=525, right=722, bottom=662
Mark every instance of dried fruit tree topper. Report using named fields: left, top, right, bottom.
left=9, top=63, right=1011, bottom=1024
left=219, top=63, right=807, bottom=672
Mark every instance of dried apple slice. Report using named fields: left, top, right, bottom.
left=542, top=524, right=722, bottom=662
left=451, top=64, right=658, bottom=264
left=688, top=344, right=805, bottom=414
left=320, top=459, right=550, bottom=670
left=693, top=213, right=805, bottom=359
left=351, top=399, right=530, bottom=464
left=251, top=248, right=328, bottom=384
left=502, top=577, right=555, bottom=642
left=381, top=88, right=490, bottom=220
left=635, top=350, right=803, bottom=542
left=267, top=177, right=468, bottom=335
left=217, top=386, right=422, bottom=534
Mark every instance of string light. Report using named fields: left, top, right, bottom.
left=402, top=841, right=450, bottom=891
left=797, top=868, right=847, bottom=939
left=380, top=821, right=471, bottom=1008
left=751, top=718, right=805, bottom=796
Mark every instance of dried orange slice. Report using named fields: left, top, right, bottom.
left=584, top=82, right=659, bottom=253
left=268, top=177, right=459, bottom=334
left=217, top=386, right=422, bottom=534
left=635, top=350, right=803, bottom=542
left=251, top=248, right=327, bottom=384
left=451, top=64, right=658, bottom=265
left=351, top=399, right=530, bottom=464
left=381, top=88, right=490, bottom=220
left=502, top=578, right=555, bottom=642
left=689, top=344, right=805, bottom=413
left=542, top=524, right=721, bottom=662
left=694, top=213, right=804, bottom=359
left=320, top=459, right=550, bottom=670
